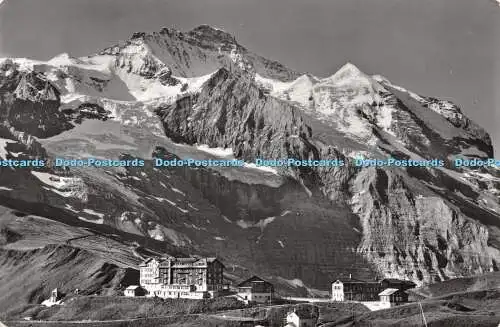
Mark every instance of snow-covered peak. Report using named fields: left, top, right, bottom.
left=47, top=53, right=80, bottom=66
left=330, top=62, right=365, bottom=81
left=254, top=73, right=317, bottom=107
left=188, top=24, right=236, bottom=43
left=320, top=62, right=385, bottom=95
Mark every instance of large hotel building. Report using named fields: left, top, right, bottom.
left=139, top=256, right=225, bottom=299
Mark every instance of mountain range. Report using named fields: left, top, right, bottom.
left=0, top=24, right=499, bottom=311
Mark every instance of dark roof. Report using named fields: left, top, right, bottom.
left=237, top=275, right=272, bottom=287
left=207, top=257, right=225, bottom=267
left=139, top=258, right=156, bottom=265
left=380, top=278, right=416, bottom=286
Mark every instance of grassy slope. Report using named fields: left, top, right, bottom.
left=415, top=272, right=500, bottom=298
left=6, top=297, right=249, bottom=327
left=0, top=245, right=138, bottom=318
left=0, top=206, right=162, bottom=317
left=321, top=289, right=500, bottom=327
left=6, top=296, right=245, bottom=321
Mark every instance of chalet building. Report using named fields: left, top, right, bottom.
left=331, top=275, right=415, bottom=302
left=331, top=276, right=381, bottom=301
left=236, top=276, right=274, bottom=304
left=285, top=307, right=319, bottom=327
left=139, top=256, right=225, bottom=299
left=124, top=285, right=145, bottom=297
left=378, top=288, right=408, bottom=307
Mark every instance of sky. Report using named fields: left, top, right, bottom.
left=0, top=0, right=499, bottom=156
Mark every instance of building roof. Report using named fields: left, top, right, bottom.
left=140, top=257, right=159, bottom=266
left=380, top=278, right=416, bottom=287
left=378, top=288, right=400, bottom=296
left=125, top=285, right=141, bottom=290
left=333, top=277, right=378, bottom=284
left=237, top=275, right=273, bottom=287
left=288, top=306, right=319, bottom=319
left=139, top=256, right=224, bottom=268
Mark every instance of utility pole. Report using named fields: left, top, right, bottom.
left=419, top=302, right=428, bottom=327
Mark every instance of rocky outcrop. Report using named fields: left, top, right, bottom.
left=350, top=167, right=495, bottom=283
left=0, top=66, right=72, bottom=138
left=157, top=68, right=353, bottom=197
left=384, top=85, right=493, bottom=160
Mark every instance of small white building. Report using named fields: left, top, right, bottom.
left=378, top=288, right=407, bottom=307
left=285, top=307, right=318, bottom=327
left=124, top=285, right=145, bottom=297
left=50, top=288, right=60, bottom=303
left=331, top=280, right=344, bottom=301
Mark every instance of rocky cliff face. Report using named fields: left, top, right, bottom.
left=0, top=25, right=499, bottom=303
left=0, top=61, right=71, bottom=138
left=156, top=62, right=500, bottom=286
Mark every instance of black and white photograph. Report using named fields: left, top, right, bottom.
left=0, top=0, right=499, bottom=326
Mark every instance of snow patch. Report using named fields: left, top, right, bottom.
left=65, top=205, right=79, bottom=213
left=78, top=216, right=104, bottom=224
left=83, top=208, right=105, bottom=218
left=148, top=225, right=165, bottom=241
left=277, top=240, right=285, bottom=248
left=0, top=186, right=13, bottom=191
left=41, top=299, right=62, bottom=307
left=214, top=236, right=226, bottom=241
left=31, top=171, right=87, bottom=200
left=283, top=278, right=306, bottom=288
left=255, top=73, right=316, bottom=107
left=154, top=197, right=189, bottom=213
left=196, top=144, right=233, bottom=157
left=42, top=186, right=74, bottom=198
left=236, top=217, right=276, bottom=230
left=243, top=162, right=279, bottom=175
left=147, top=224, right=190, bottom=246
left=171, top=187, right=185, bottom=196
